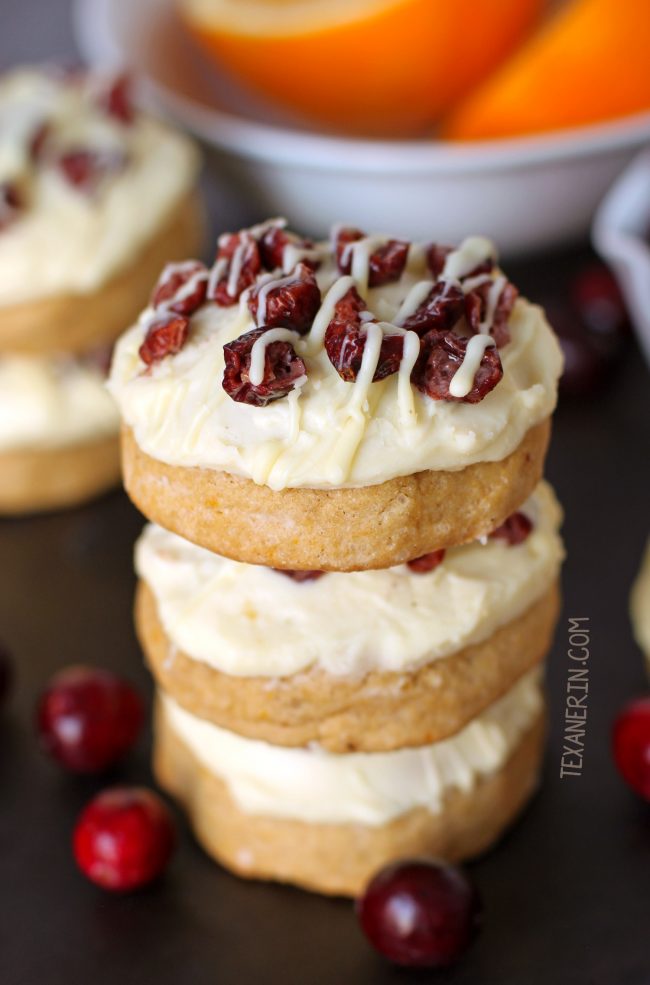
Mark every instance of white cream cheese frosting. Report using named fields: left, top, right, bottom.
left=136, top=481, right=564, bottom=679
left=161, top=667, right=543, bottom=825
left=109, top=227, right=562, bottom=490
left=0, top=353, right=119, bottom=451
left=0, top=68, right=200, bottom=305
left=631, top=538, right=650, bottom=669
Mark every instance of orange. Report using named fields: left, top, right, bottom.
left=180, top=0, right=544, bottom=136
left=443, top=0, right=650, bottom=140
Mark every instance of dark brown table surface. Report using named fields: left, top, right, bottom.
left=2, top=4, right=650, bottom=983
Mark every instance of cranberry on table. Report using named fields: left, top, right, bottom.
left=571, top=264, right=629, bottom=347
left=36, top=666, right=144, bottom=773
left=0, top=641, right=13, bottom=705
left=356, top=859, right=482, bottom=968
left=612, top=697, right=650, bottom=801
left=73, top=787, right=176, bottom=892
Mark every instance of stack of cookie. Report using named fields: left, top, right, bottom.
left=0, top=66, right=201, bottom=513
left=109, top=219, right=564, bottom=895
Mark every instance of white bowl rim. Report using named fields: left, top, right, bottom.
left=74, top=0, right=650, bottom=174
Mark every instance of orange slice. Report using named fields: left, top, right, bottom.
left=443, top=0, right=650, bottom=140
left=180, top=0, right=545, bottom=136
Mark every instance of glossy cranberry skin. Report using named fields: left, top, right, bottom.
left=357, top=860, right=482, bottom=968
left=73, top=787, right=176, bottom=891
left=37, top=666, right=144, bottom=773
left=612, top=697, right=650, bottom=800
left=0, top=641, right=13, bottom=706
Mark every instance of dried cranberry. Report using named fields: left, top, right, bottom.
left=465, top=279, right=518, bottom=347
left=73, top=787, right=176, bottom=891
left=426, top=244, right=453, bottom=278
left=209, top=231, right=262, bottom=306
left=324, top=287, right=403, bottom=382
left=357, top=859, right=482, bottom=968
left=274, top=569, right=325, bottom=582
left=0, top=182, right=22, bottom=231
left=101, top=74, right=135, bottom=125
left=57, top=148, right=127, bottom=192
left=490, top=512, right=533, bottom=545
left=335, top=227, right=408, bottom=286
left=223, top=327, right=306, bottom=406
left=412, top=330, right=503, bottom=403
left=36, top=666, right=144, bottom=774
left=248, top=263, right=321, bottom=334
left=260, top=225, right=320, bottom=272
left=151, top=261, right=208, bottom=316
left=407, top=549, right=446, bottom=573
left=139, top=315, right=190, bottom=366
left=401, top=281, right=465, bottom=336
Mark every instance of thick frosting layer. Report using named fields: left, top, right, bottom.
left=0, top=69, right=200, bottom=305
left=0, top=353, right=119, bottom=451
left=161, top=668, right=543, bottom=825
left=110, top=228, right=562, bottom=489
left=136, top=481, right=564, bottom=678
left=631, top=538, right=650, bottom=668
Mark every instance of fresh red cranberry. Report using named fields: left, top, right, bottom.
left=73, top=787, right=176, bottom=891
left=139, top=314, right=190, bottom=367
left=151, top=261, right=209, bottom=316
left=223, top=327, right=306, bottom=406
left=248, top=262, right=321, bottom=334
left=571, top=264, right=629, bottom=345
left=0, top=641, right=13, bottom=706
left=612, top=697, right=650, bottom=800
left=36, top=666, right=144, bottom=773
left=407, top=550, right=446, bottom=573
left=490, top=512, right=533, bottom=545
left=210, top=231, right=262, bottom=306
left=401, top=281, right=465, bottom=336
left=412, top=330, right=503, bottom=403
left=101, top=74, right=135, bottom=125
left=273, top=569, right=325, bottom=582
left=57, top=148, right=127, bottom=192
left=357, top=860, right=482, bottom=968
left=0, top=182, right=23, bottom=231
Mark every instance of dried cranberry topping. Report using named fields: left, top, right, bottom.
left=401, top=281, right=466, bottom=336
left=101, top=74, right=135, bottom=125
left=426, top=244, right=453, bottom=278
left=139, top=314, right=190, bottom=366
left=151, top=261, right=209, bottom=316
left=412, top=330, right=503, bottom=403
left=73, top=787, right=176, bottom=892
left=490, top=511, right=533, bottom=545
left=335, top=227, right=409, bottom=286
left=407, top=549, right=446, bottom=573
left=274, top=569, right=325, bottom=582
left=465, top=279, right=518, bottom=347
left=57, top=148, right=127, bottom=192
left=324, top=287, right=404, bottom=382
left=259, top=224, right=292, bottom=270
left=223, top=327, right=306, bottom=406
left=248, top=263, right=321, bottom=335
left=209, top=231, right=262, bottom=306
left=0, top=182, right=23, bottom=231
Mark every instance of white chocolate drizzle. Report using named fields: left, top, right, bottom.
left=443, top=236, right=497, bottom=280
left=449, top=335, right=496, bottom=398
left=249, top=328, right=302, bottom=387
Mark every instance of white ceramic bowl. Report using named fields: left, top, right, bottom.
left=74, top=0, right=650, bottom=256
left=593, top=149, right=650, bottom=368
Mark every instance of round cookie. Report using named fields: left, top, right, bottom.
left=154, top=688, right=546, bottom=897
left=138, top=577, right=559, bottom=752
left=0, top=432, right=121, bottom=514
left=123, top=418, right=550, bottom=570
left=0, top=192, right=204, bottom=356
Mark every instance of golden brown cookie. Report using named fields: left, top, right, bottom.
left=0, top=192, right=204, bottom=357
left=0, top=433, right=121, bottom=514
left=154, top=697, right=546, bottom=897
left=137, top=578, right=559, bottom=752
left=122, top=418, right=550, bottom=571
